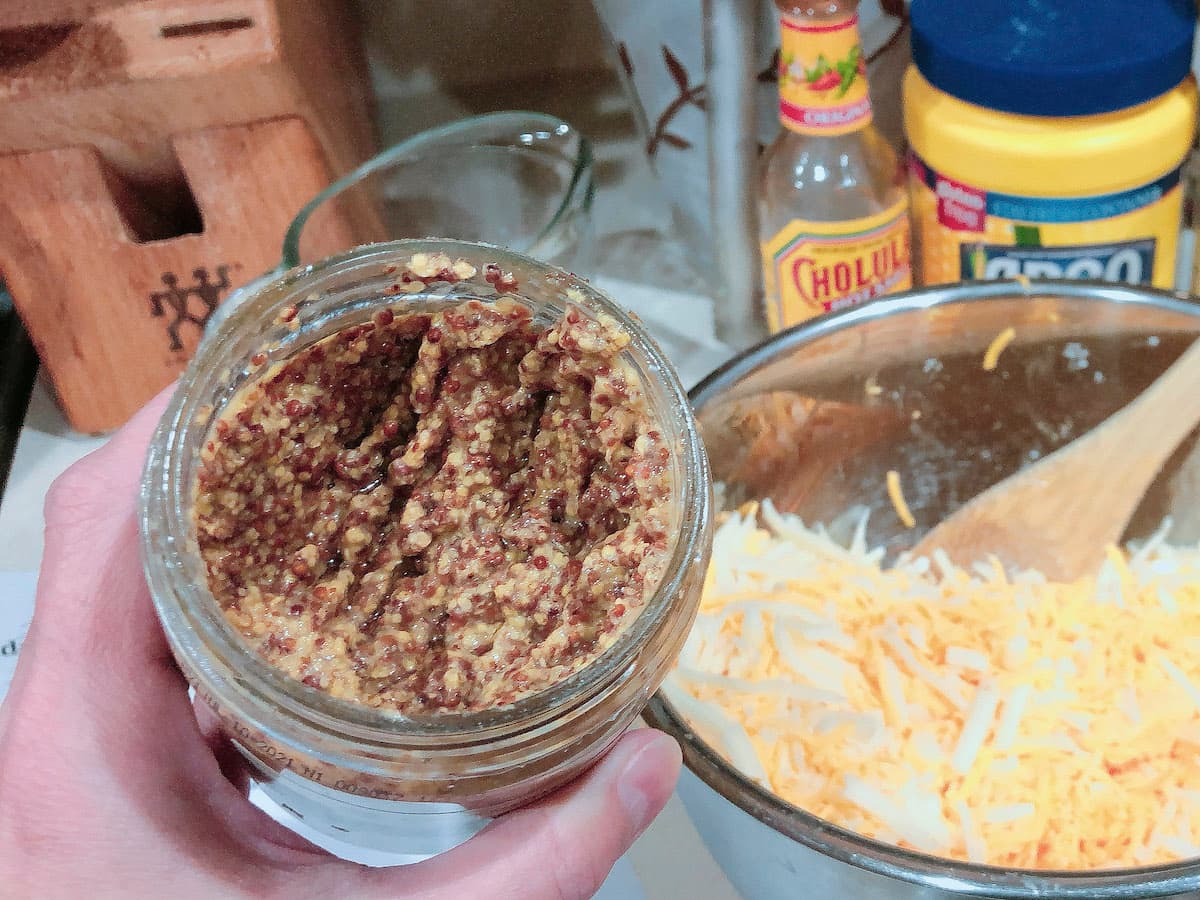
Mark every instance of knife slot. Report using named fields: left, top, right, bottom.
left=160, top=18, right=255, bottom=40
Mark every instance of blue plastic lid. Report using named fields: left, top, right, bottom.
left=910, top=0, right=1197, bottom=116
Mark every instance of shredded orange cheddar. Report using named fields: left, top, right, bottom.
left=982, top=326, right=1016, bottom=371
left=667, top=502, right=1200, bottom=869
left=886, top=470, right=916, bottom=529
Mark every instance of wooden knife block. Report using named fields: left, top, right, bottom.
left=0, top=0, right=379, bottom=433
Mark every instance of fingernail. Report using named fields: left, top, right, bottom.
left=617, top=730, right=682, bottom=834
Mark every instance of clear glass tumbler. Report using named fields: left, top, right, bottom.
left=283, top=112, right=596, bottom=274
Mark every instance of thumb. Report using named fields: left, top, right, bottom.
left=345, top=728, right=681, bottom=900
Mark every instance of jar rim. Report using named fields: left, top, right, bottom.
left=141, top=238, right=711, bottom=744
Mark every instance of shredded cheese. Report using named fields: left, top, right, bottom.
left=886, top=470, right=916, bottom=529
left=666, top=500, right=1200, bottom=869
left=982, top=326, right=1017, bottom=371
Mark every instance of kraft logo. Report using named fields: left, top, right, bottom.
left=936, top=175, right=986, bottom=233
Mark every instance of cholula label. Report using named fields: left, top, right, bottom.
left=762, top=200, right=912, bottom=331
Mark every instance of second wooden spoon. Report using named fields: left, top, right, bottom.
left=911, top=336, right=1200, bottom=581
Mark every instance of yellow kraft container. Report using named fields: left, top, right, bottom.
left=903, top=0, right=1198, bottom=289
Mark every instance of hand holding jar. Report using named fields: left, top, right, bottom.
left=0, top=386, right=682, bottom=899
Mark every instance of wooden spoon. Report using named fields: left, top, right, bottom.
left=910, top=337, right=1200, bottom=581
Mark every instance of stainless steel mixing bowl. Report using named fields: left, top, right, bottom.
left=646, top=279, right=1200, bottom=899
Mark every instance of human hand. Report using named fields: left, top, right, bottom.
left=0, top=389, right=681, bottom=899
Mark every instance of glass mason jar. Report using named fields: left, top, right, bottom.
left=139, top=239, right=713, bottom=856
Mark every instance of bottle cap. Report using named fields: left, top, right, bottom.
left=911, top=0, right=1197, bottom=116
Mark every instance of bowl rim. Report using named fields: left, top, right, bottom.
left=647, top=277, right=1200, bottom=897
